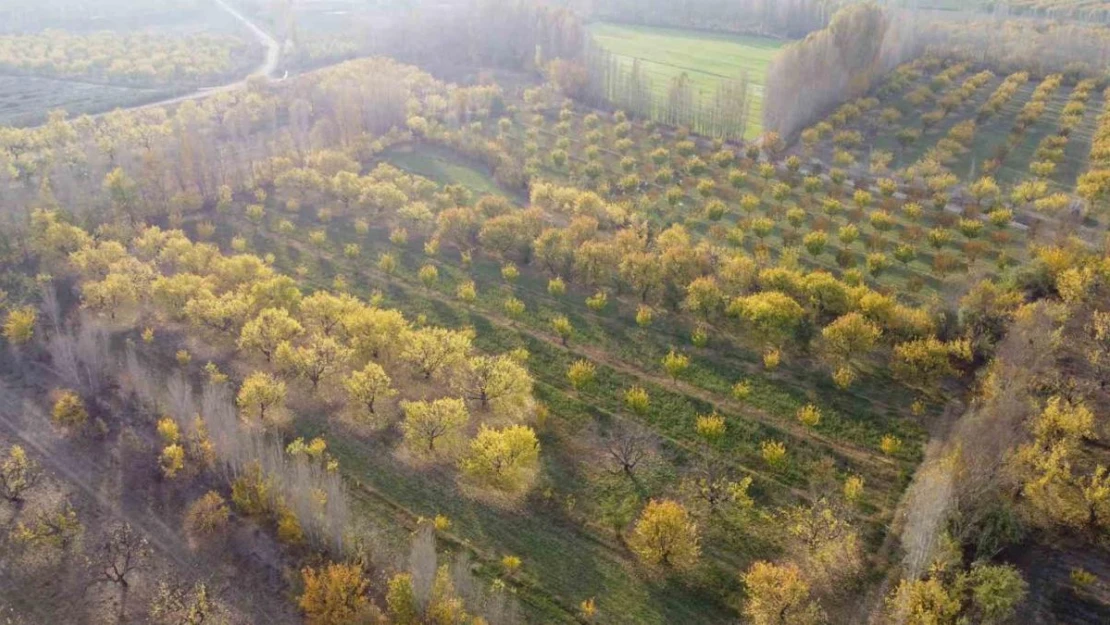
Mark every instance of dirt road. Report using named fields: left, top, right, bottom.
left=95, top=0, right=282, bottom=117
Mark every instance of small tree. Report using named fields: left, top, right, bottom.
left=662, top=349, right=690, bottom=384
left=385, top=573, right=418, bottom=625
left=236, top=372, right=287, bottom=428
left=418, top=264, right=439, bottom=289
left=51, top=389, right=87, bottom=430
left=761, top=440, right=787, bottom=468
left=624, top=387, right=650, bottom=416
left=695, top=413, right=726, bottom=444
left=150, top=581, right=223, bottom=625
left=797, top=404, right=821, bottom=427
left=567, top=359, right=596, bottom=390
left=552, top=315, right=573, bottom=346
left=344, top=363, right=396, bottom=419
left=183, top=491, right=230, bottom=542
left=880, top=435, right=903, bottom=456
left=160, top=444, right=185, bottom=478
left=0, top=445, right=40, bottom=503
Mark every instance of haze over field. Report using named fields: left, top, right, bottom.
left=0, top=1, right=1108, bottom=624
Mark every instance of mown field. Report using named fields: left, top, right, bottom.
left=587, top=22, right=785, bottom=138
left=0, top=75, right=170, bottom=126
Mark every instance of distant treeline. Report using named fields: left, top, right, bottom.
left=763, top=2, right=905, bottom=139
left=763, top=2, right=1110, bottom=139
left=572, top=0, right=844, bottom=38
left=0, top=0, right=207, bottom=33
left=381, top=0, right=586, bottom=76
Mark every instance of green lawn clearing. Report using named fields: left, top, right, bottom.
left=587, top=22, right=787, bottom=138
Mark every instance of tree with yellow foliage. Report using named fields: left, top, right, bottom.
left=2, top=306, right=36, bottom=345
left=779, top=498, right=863, bottom=590
left=237, top=307, right=303, bottom=362
left=729, top=291, right=807, bottom=347
left=821, top=312, right=881, bottom=363
left=892, top=337, right=972, bottom=394
left=298, top=563, right=377, bottom=625
left=236, top=372, right=287, bottom=429
left=275, top=334, right=353, bottom=391
left=400, top=398, right=469, bottom=456
left=886, top=562, right=1026, bottom=625
left=51, top=389, right=87, bottom=430
left=231, top=463, right=272, bottom=518
left=460, top=425, right=540, bottom=495
left=81, top=270, right=146, bottom=320
left=662, top=349, right=690, bottom=384
left=742, top=561, right=824, bottom=625
left=453, top=355, right=534, bottom=419
left=183, top=491, right=230, bottom=542
left=342, top=306, right=410, bottom=362
left=343, top=363, right=395, bottom=419
left=1010, top=396, right=1109, bottom=533
left=627, top=499, right=700, bottom=570
left=402, top=327, right=472, bottom=379
left=1, top=444, right=40, bottom=503
left=299, top=292, right=360, bottom=337
left=160, top=444, right=185, bottom=479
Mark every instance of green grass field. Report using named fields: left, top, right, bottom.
left=588, top=22, right=786, bottom=138
left=383, top=143, right=508, bottom=197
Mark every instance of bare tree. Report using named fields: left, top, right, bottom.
left=604, top=422, right=653, bottom=479
left=90, top=523, right=151, bottom=589
left=409, top=522, right=437, bottom=614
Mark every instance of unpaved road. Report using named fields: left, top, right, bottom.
left=95, top=0, right=282, bottom=116
left=213, top=0, right=281, bottom=80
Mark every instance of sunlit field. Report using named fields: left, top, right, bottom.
left=588, top=22, right=785, bottom=138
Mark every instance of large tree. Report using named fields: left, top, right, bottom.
left=400, top=398, right=469, bottom=456
left=627, top=499, right=700, bottom=570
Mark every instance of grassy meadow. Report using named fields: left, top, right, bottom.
left=587, top=22, right=786, bottom=138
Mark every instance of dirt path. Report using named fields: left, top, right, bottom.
left=0, top=374, right=294, bottom=623
left=213, top=0, right=281, bottom=80
left=92, top=0, right=282, bottom=118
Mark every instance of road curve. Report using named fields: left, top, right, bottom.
left=213, top=0, right=281, bottom=79
left=96, top=0, right=281, bottom=116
